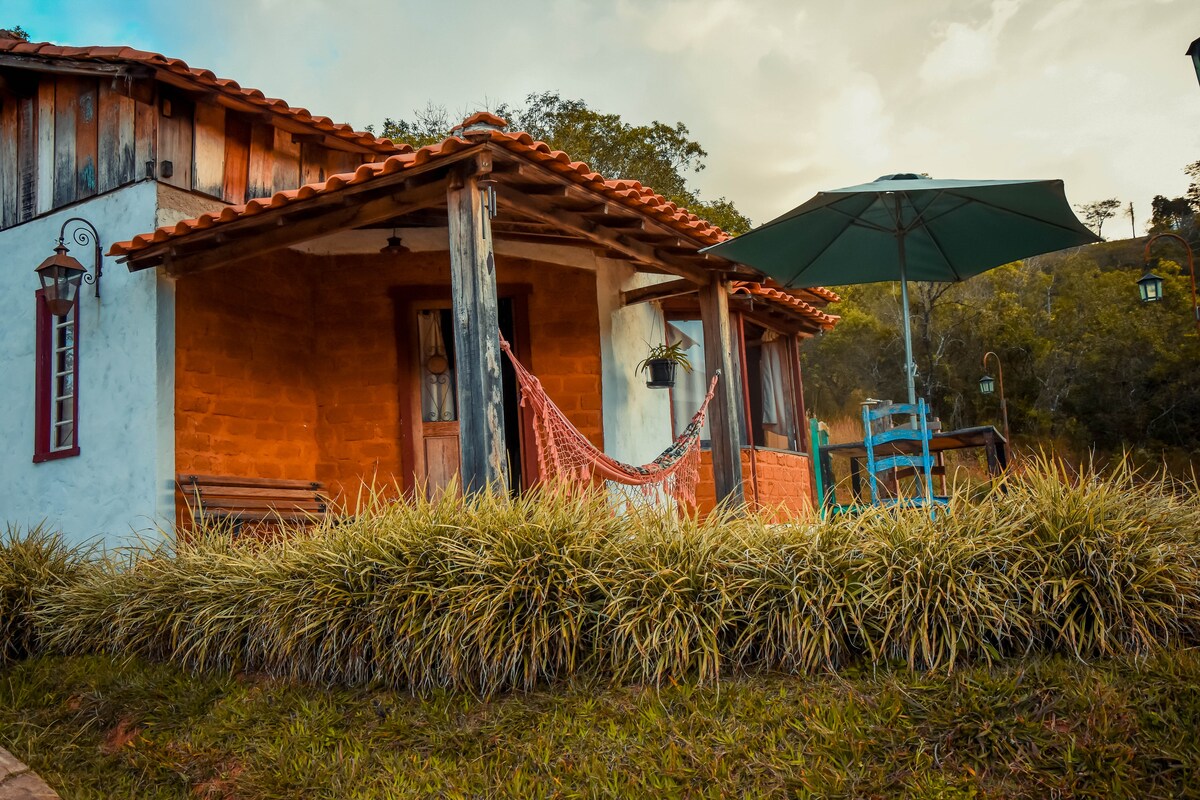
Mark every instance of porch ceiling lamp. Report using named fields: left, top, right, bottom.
left=35, top=217, right=102, bottom=318
left=380, top=228, right=410, bottom=256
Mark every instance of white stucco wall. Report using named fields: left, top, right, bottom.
left=595, top=265, right=677, bottom=465
left=0, top=181, right=174, bottom=548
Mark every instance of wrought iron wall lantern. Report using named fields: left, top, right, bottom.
left=34, top=217, right=102, bottom=318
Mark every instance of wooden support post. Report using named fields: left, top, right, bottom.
left=447, top=160, right=507, bottom=493
left=699, top=276, right=745, bottom=508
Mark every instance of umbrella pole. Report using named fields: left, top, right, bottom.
left=897, top=236, right=918, bottom=408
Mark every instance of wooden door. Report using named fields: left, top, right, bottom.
left=413, top=305, right=460, bottom=498
left=396, top=291, right=534, bottom=498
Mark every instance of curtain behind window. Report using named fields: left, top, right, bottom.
left=667, top=320, right=711, bottom=442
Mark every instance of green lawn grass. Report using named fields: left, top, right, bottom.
left=3, top=651, right=1200, bottom=799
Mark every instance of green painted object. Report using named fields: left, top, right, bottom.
left=704, top=174, right=1100, bottom=404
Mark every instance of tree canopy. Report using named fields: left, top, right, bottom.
left=378, top=93, right=752, bottom=235
left=1075, top=198, right=1122, bottom=239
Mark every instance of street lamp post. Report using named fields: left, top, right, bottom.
left=979, top=351, right=1012, bottom=457
left=1139, top=232, right=1199, bottom=335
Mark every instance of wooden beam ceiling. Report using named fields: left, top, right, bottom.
left=122, top=176, right=445, bottom=274
left=499, top=192, right=710, bottom=284
left=620, top=278, right=697, bottom=306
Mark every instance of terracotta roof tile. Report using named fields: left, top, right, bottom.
left=0, top=40, right=397, bottom=154
left=730, top=281, right=840, bottom=330
left=110, top=119, right=733, bottom=256
left=102, top=103, right=837, bottom=320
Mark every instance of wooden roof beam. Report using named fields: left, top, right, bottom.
left=500, top=192, right=710, bottom=283
left=0, top=54, right=155, bottom=81
left=621, top=278, right=697, bottom=306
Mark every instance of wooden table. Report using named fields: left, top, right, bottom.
left=817, top=425, right=1008, bottom=504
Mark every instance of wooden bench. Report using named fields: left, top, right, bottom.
left=178, top=474, right=333, bottom=531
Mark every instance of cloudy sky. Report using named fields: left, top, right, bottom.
left=9, top=0, right=1200, bottom=232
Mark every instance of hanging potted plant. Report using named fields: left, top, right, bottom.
left=637, top=341, right=693, bottom=389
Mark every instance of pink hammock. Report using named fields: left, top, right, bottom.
left=499, top=334, right=720, bottom=506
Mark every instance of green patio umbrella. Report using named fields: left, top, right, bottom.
left=703, top=174, right=1100, bottom=405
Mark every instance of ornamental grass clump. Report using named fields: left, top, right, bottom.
left=0, top=523, right=88, bottom=664
left=830, top=500, right=1032, bottom=671
left=1005, top=455, right=1200, bottom=657
left=28, top=456, right=1200, bottom=694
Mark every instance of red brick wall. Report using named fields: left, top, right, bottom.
left=695, top=448, right=814, bottom=520
left=517, top=262, right=603, bottom=449
left=174, top=249, right=603, bottom=511
left=175, top=256, right=320, bottom=482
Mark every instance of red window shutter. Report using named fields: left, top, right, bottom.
left=33, top=290, right=80, bottom=462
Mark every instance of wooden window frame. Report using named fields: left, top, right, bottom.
left=666, top=309, right=807, bottom=456
left=33, top=289, right=80, bottom=463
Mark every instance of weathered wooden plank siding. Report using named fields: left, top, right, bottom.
left=0, top=66, right=379, bottom=229
left=97, top=81, right=136, bottom=192
left=52, top=76, right=78, bottom=207
left=133, top=91, right=156, bottom=181
left=326, top=148, right=363, bottom=177
left=299, top=142, right=323, bottom=186
left=191, top=101, right=224, bottom=198
left=222, top=114, right=249, bottom=203
left=246, top=123, right=273, bottom=200
left=0, top=98, right=18, bottom=229
left=158, top=94, right=193, bottom=190
left=270, top=127, right=300, bottom=195
left=16, top=94, right=36, bottom=222
left=35, top=78, right=53, bottom=214
left=73, top=78, right=98, bottom=200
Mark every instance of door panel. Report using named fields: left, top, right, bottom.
left=416, top=307, right=460, bottom=498
left=399, top=293, right=530, bottom=498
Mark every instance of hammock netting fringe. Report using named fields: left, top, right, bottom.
left=499, top=334, right=720, bottom=507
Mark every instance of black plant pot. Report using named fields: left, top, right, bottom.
left=645, top=358, right=677, bottom=388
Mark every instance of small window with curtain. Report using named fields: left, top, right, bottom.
left=666, top=320, right=711, bottom=444
left=668, top=316, right=804, bottom=453
left=742, top=321, right=801, bottom=451
left=33, top=290, right=80, bottom=462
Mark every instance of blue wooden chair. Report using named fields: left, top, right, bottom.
left=861, top=399, right=948, bottom=515
left=809, top=417, right=866, bottom=518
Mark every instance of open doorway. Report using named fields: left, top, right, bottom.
left=404, top=296, right=526, bottom=497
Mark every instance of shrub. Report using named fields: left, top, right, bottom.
left=0, top=524, right=88, bottom=663
left=30, top=457, right=1200, bottom=694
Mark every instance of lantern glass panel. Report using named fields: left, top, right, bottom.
left=1138, top=272, right=1164, bottom=303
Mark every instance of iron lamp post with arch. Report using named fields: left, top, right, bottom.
left=979, top=351, right=1012, bottom=459
left=1137, top=232, right=1199, bottom=335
